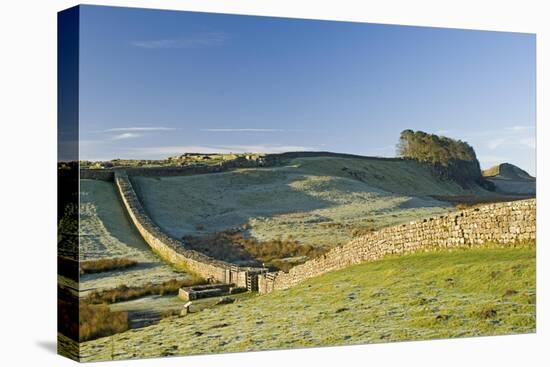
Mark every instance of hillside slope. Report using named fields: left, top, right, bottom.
left=80, top=246, right=535, bottom=361
left=75, top=180, right=191, bottom=294
left=131, top=156, right=491, bottom=265
left=482, top=163, right=536, bottom=195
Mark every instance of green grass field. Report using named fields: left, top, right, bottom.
left=80, top=245, right=535, bottom=361
left=131, top=157, right=488, bottom=262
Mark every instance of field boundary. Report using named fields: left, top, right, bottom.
left=114, top=171, right=267, bottom=289
left=258, top=199, right=536, bottom=293
left=81, top=157, right=535, bottom=295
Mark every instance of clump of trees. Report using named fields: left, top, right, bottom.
left=396, top=130, right=491, bottom=189
left=397, top=129, right=477, bottom=166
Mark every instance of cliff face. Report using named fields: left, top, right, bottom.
left=428, top=158, right=484, bottom=189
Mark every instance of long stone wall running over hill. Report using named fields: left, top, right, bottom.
left=114, top=171, right=267, bottom=289
left=258, top=199, right=536, bottom=294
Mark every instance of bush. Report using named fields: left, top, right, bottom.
left=58, top=286, right=129, bottom=342
left=58, top=287, right=79, bottom=341
left=183, top=230, right=327, bottom=271
left=86, top=277, right=205, bottom=304
left=79, top=301, right=128, bottom=341
left=80, top=257, right=137, bottom=275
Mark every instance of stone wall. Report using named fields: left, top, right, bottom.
left=82, top=156, right=536, bottom=296
left=79, top=152, right=402, bottom=180
left=114, top=171, right=266, bottom=288
left=79, top=169, right=114, bottom=181
left=258, top=199, right=536, bottom=293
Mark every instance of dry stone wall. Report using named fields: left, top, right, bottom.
left=114, top=171, right=266, bottom=288
left=80, top=169, right=114, bottom=181
left=81, top=157, right=535, bottom=296
left=258, top=199, right=536, bottom=293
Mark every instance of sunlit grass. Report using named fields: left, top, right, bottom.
left=80, top=244, right=535, bottom=361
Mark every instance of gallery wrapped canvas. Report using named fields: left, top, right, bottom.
left=57, top=5, right=536, bottom=362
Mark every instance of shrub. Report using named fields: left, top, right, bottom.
left=86, top=277, right=205, bottom=304
left=58, top=285, right=129, bottom=342
left=79, top=257, right=137, bottom=275
left=79, top=301, right=128, bottom=341
left=183, top=230, right=328, bottom=271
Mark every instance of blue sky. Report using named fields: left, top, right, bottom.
left=78, top=5, right=536, bottom=175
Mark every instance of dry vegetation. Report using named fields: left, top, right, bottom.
left=79, top=257, right=137, bottom=275
left=132, top=156, right=480, bottom=265
left=183, top=229, right=328, bottom=271
left=80, top=244, right=536, bottom=361
left=59, top=285, right=129, bottom=342
left=62, top=276, right=207, bottom=343
left=86, top=277, right=205, bottom=305
left=79, top=302, right=129, bottom=342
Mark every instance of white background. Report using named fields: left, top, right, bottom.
left=0, top=0, right=548, bottom=365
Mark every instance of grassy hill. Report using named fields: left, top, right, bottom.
left=482, top=163, right=536, bottom=195
left=131, top=156, right=491, bottom=267
left=79, top=245, right=535, bottom=361
left=483, top=163, right=534, bottom=181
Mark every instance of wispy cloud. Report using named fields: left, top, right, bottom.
left=104, top=127, right=176, bottom=132
left=200, top=128, right=286, bottom=133
left=443, top=125, right=535, bottom=140
left=486, top=136, right=535, bottom=151
left=504, top=125, right=535, bottom=132
left=132, top=32, right=229, bottom=49
left=519, top=137, right=536, bottom=149
left=111, top=133, right=142, bottom=140
left=478, top=154, right=509, bottom=168
left=487, top=138, right=506, bottom=150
